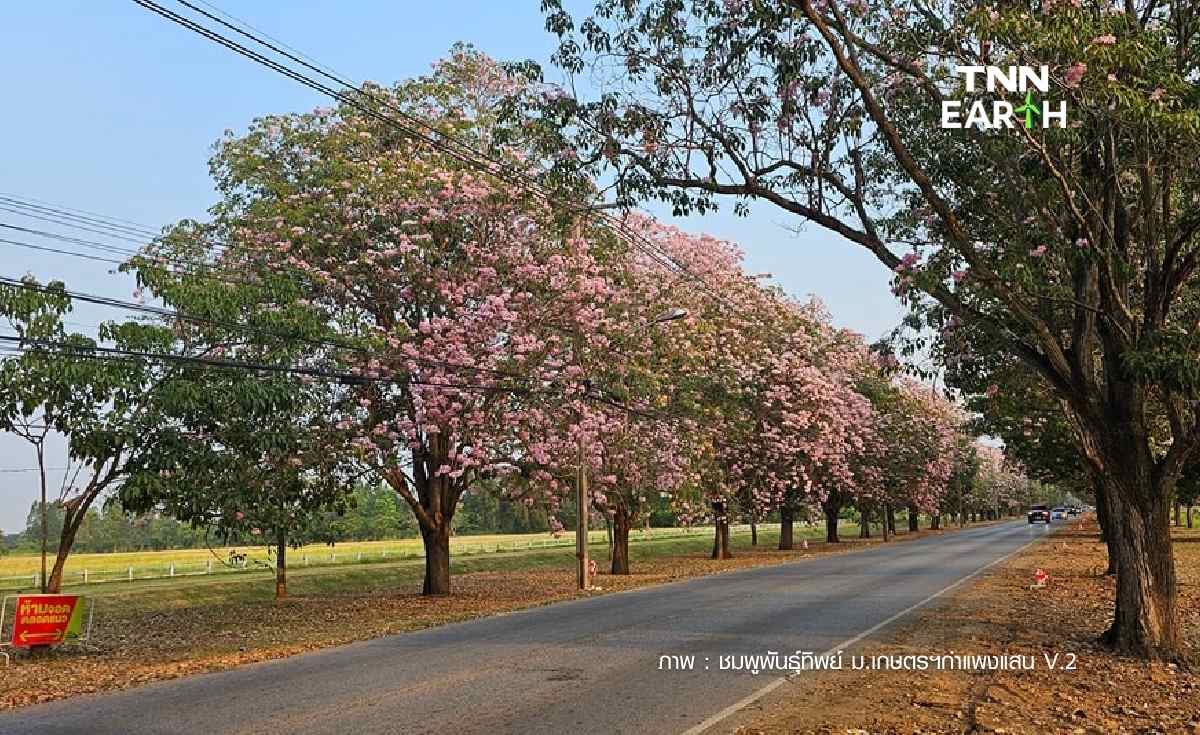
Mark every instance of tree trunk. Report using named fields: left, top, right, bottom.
left=907, top=504, right=919, bottom=533
left=1097, top=467, right=1178, bottom=658
left=778, top=506, right=794, bottom=550
left=859, top=505, right=870, bottom=538
left=46, top=524, right=78, bottom=594
left=824, top=503, right=841, bottom=543
left=881, top=504, right=891, bottom=542
left=389, top=440, right=462, bottom=596
left=611, top=506, right=631, bottom=575
left=711, top=509, right=732, bottom=559
left=886, top=505, right=896, bottom=534
left=1173, top=502, right=1181, bottom=527
left=46, top=494, right=99, bottom=594
left=420, top=521, right=452, bottom=595
left=750, top=517, right=758, bottom=546
left=1092, top=480, right=1119, bottom=576
left=1188, top=506, right=1194, bottom=529
left=930, top=513, right=941, bottom=530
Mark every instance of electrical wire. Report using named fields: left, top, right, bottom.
left=133, top=0, right=750, bottom=319
left=0, top=275, right=543, bottom=385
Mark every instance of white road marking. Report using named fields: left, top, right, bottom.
left=679, top=525, right=1045, bottom=735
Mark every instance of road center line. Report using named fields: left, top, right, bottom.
left=678, top=525, right=1045, bottom=735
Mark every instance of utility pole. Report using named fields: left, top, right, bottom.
left=577, top=425, right=590, bottom=590
left=37, top=440, right=47, bottom=593
left=570, top=217, right=590, bottom=591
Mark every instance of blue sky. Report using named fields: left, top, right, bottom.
left=0, top=1, right=902, bottom=533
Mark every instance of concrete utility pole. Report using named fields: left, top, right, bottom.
left=577, top=438, right=590, bottom=590
left=569, top=218, right=592, bottom=591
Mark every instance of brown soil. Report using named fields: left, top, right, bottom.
left=732, top=519, right=1200, bottom=734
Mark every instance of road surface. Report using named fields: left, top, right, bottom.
left=0, top=520, right=1050, bottom=735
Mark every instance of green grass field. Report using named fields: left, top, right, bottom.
left=38, top=521, right=868, bottom=611
left=2, top=523, right=841, bottom=590
left=0, top=529, right=611, bottom=577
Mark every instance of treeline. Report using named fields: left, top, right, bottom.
left=3, top=483, right=567, bottom=556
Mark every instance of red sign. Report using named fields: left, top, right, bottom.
left=11, top=594, right=83, bottom=648
left=1033, top=568, right=1049, bottom=585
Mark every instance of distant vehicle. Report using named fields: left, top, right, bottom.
left=1068, top=506, right=1082, bottom=516
left=1051, top=507, right=1068, bottom=520
left=1028, top=505, right=1050, bottom=524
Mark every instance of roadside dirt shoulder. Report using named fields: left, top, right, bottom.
left=734, top=519, right=1200, bottom=734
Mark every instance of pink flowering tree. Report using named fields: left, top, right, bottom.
left=579, top=215, right=772, bottom=567
left=542, top=0, right=1200, bottom=656
left=187, top=49, right=617, bottom=595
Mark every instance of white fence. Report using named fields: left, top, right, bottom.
left=0, top=524, right=754, bottom=592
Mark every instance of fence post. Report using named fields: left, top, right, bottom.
left=357, top=552, right=362, bottom=562
left=32, top=572, right=38, bottom=589
left=83, top=569, right=88, bottom=585
left=206, top=560, right=212, bottom=574
left=128, top=567, right=133, bottom=582
left=169, top=563, right=175, bottom=577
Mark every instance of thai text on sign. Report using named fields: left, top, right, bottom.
left=11, top=594, right=84, bottom=647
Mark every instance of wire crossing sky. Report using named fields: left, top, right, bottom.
left=0, top=0, right=904, bottom=532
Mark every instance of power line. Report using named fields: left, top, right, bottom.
left=133, top=0, right=750, bottom=318
left=0, top=195, right=160, bottom=239
left=0, top=193, right=161, bottom=234
left=0, top=335, right=519, bottom=390
left=0, top=217, right=702, bottom=401
left=1, top=338, right=675, bottom=421
left=0, top=235, right=126, bottom=266
left=0, top=203, right=155, bottom=246
left=0, top=276, right=542, bottom=384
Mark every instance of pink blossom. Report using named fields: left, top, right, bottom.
left=1063, top=62, right=1086, bottom=89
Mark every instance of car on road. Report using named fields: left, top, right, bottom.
left=1028, top=505, right=1051, bottom=524
left=1068, top=506, right=1082, bottom=516
left=1051, top=507, right=1068, bottom=521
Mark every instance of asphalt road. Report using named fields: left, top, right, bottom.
left=0, top=520, right=1051, bottom=735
